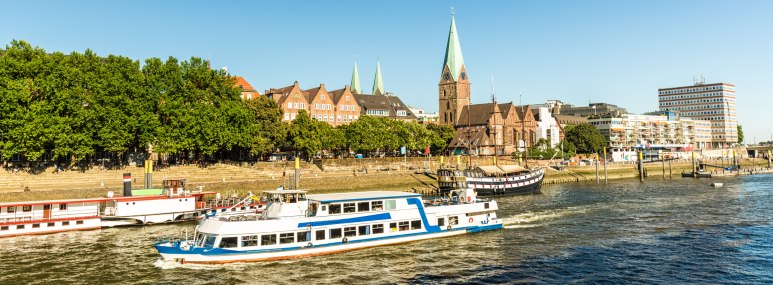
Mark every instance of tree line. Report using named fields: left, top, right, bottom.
left=0, top=41, right=454, bottom=165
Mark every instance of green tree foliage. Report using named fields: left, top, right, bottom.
left=564, top=123, right=606, bottom=154
left=287, top=110, right=324, bottom=158
left=0, top=40, right=283, bottom=163
left=737, top=125, right=744, bottom=144
left=426, top=124, right=455, bottom=154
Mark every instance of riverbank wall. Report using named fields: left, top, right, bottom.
left=1, top=156, right=770, bottom=202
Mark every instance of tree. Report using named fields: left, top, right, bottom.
left=564, top=123, right=605, bottom=154
left=737, top=125, right=744, bottom=144
left=287, top=110, right=323, bottom=158
left=426, top=124, right=455, bottom=154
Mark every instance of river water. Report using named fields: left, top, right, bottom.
left=1, top=174, right=771, bottom=284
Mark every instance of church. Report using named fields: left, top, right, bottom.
left=439, top=14, right=538, bottom=155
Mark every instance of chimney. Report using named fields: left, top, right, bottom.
left=123, top=173, right=132, bottom=197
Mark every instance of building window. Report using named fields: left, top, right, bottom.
left=241, top=235, right=259, bottom=247
left=397, top=110, right=407, bottom=116
left=321, top=94, right=325, bottom=100
left=261, top=234, right=277, bottom=245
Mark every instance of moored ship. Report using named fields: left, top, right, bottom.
left=154, top=188, right=502, bottom=264
left=438, top=165, right=544, bottom=196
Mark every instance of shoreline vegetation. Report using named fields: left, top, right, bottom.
left=1, top=156, right=770, bottom=203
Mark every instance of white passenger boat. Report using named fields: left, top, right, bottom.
left=0, top=179, right=262, bottom=238
left=154, top=188, right=502, bottom=264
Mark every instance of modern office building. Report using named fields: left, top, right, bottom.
left=658, top=82, right=737, bottom=148
left=558, top=102, right=628, bottom=118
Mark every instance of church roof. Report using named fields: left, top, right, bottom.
left=372, top=60, right=384, bottom=95
left=443, top=15, right=465, bottom=81
left=351, top=62, right=361, bottom=94
left=457, top=103, right=499, bottom=126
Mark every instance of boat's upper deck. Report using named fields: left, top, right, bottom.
left=307, top=191, right=422, bottom=204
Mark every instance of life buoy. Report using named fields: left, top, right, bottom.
left=447, top=225, right=453, bottom=230
left=467, top=196, right=471, bottom=202
left=468, top=217, right=474, bottom=223
left=307, top=242, right=313, bottom=248
left=342, top=237, right=348, bottom=243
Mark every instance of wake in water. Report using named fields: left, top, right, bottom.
left=500, top=206, right=596, bottom=229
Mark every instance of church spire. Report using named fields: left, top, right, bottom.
left=373, top=59, right=384, bottom=95
left=351, top=61, right=361, bottom=94
left=443, top=13, right=465, bottom=81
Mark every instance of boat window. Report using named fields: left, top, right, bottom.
left=218, top=237, right=238, bottom=248
left=484, top=203, right=490, bottom=209
left=385, top=200, right=396, bottom=210
left=297, top=231, right=310, bottom=242
left=437, top=218, right=445, bottom=227
left=0, top=226, right=7, bottom=231
left=204, top=235, right=217, bottom=247
left=241, top=235, right=259, bottom=247
left=261, top=234, right=277, bottom=245
left=17, top=225, right=24, bottom=230
left=411, top=220, right=422, bottom=230
left=449, top=216, right=458, bottom=225
left=372, top=224, right=384, bottom=234
left=59, top=204, right=67, bottom=210
left=389, top=222, right=397, bottom=232
left=344, top=227, right=356, bottom=237
left=7, top=206, right=14, bottom=213
left=358, top=225, right=370, bottom=235
left=76, top=221, right=84, bottom=225
left=329, top=204, right=342, bottom=214
left=343, top=203, right=356, bottom=213
left=279, top=233, right=294, bottom=244
left=22, top=205, right=32, bottom=212
left=320, top=205, right=327, bottom=211
left=371, top=201, right=383, bottom=211
left=62, top=221, right=70, bottom=226
left=47, top=222, right=55, bottom=227
left=315, top=230, right=326, bottom=240
left=330, top=228, right=342, bottom=239
left=357, top=202, right=370, bottom=212
left=398, top=221, right=410, bottom=231
left=32, top=224, right=40, bottom=228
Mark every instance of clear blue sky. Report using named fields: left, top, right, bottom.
left=3, top=1, right=772, bottom=142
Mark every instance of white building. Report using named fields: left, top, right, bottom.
left=534, top=107, right=561, bottom=148
left=588, top=113, right=711, bottom=150
left=408, top=106, right=440, bottom=124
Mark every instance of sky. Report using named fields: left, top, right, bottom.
left=2, top=0, right=772, bottom=142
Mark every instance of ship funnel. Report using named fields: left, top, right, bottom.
left=123, top=173, right=132, bottom=197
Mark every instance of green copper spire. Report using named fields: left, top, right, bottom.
left=443, top=15, right=465, bottom=80
left=373, top=60, right=384, bottom=95
left=351, top=61, right=361, bottom=93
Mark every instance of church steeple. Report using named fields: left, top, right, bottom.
left=443, top=14, right=465, bottom=81
left=351, top=61, right=361, bottom=94
left=438, top=11, right=470, bottom=126
left=372, top=60, right=384, bottom=95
